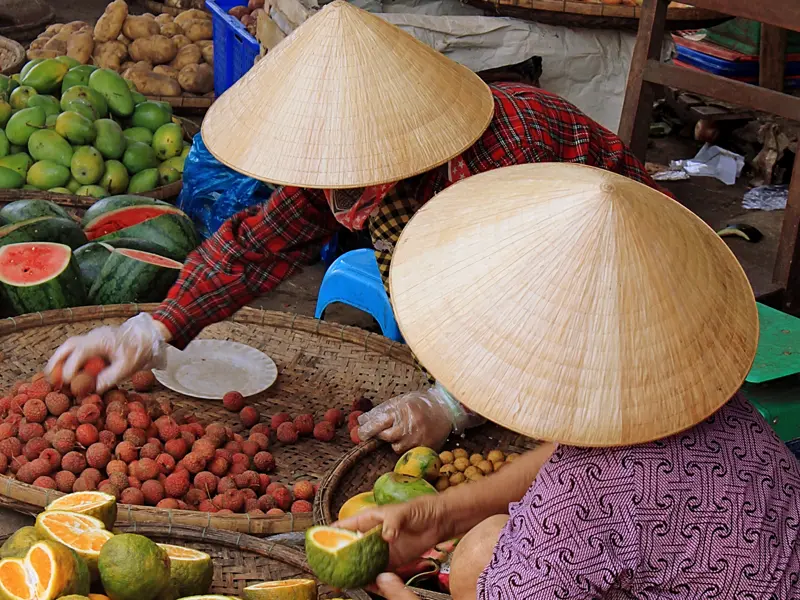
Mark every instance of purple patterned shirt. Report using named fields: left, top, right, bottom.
left=477, top=394, right=800, bottom=599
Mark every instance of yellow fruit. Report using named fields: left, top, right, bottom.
left=449, top=473, right=465, bottom=485
left=452, top=448, right=468, bottom=459
left=506, top=453, right=521, bottom=463
left=35, top=511, right=113, bottom=575
left=453, top=457, right=470, bottom=472
left=469, top=454, right=483, bottom=466
left=46, top=491, right=118, bottom=529
left=337, top=492, right=377, bottom=521
left=464, top=466, right=479, bottom=479
left=487, top=450, right=505, bottom=463
left=243, top=579, right=316, bottom=600
left=477, top=460, right=494, bottom=475
left=394, top=447, right=442, bottom=482
left=439, top=451, right=454, bottom=465
left=0, top=540, right=89, bottom=600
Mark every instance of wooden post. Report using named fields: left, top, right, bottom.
left=774, top=149, right=800, bottom=311
left=759, top=24, right=788, bottom=92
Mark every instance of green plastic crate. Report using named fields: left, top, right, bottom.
left=704, top=18, right=800, bottom=56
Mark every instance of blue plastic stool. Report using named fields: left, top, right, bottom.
left=315, top=249, right=403, bottom=342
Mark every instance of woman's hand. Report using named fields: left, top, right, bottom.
left=374, top=573, right=422, bottom=600
left=335, top=495, right=451, bottom=570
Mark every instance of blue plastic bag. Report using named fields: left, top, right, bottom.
left=177, top=133, right=276, bottom=239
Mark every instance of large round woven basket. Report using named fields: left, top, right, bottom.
left=0, top=35, right=24, bottom=75
left=0, top=522, right=370, bottom=600
left=0, top=0, right=54, bottom=42
left=0, top=304, right=428, bottom=534
left=313, top=427, right=540, bottom=600
left=145, top=93, right=215, bottom=113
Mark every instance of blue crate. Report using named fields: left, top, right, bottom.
left=207, top=0, right=261, bottom=97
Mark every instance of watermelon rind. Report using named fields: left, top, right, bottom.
left=103, top=237, right=174, bottom=257
left=84, top=204, right=185, bottom=241
left=0, top=242, right=88, bottom=316
left=96, top=212, right=199, bottom=261
left=0, top=216, right=88, bottom=250
left=80, top=195, right=172, bottom=228
left=74, top=242, right=114, bottom=291
left=89, top=248, right=182, bottom=304
left=0, top=199, right=72, bottom=224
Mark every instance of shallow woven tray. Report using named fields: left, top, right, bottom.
left=0, top=304, right=428, bottom=534
left=313, top=427, right=540, bottom=600
left=0, top=522, right=370, bottom=600
left=466, top=0, right=728, bottom=29
left=0, top=35, right=24, bottom=75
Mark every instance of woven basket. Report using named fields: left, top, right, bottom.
left=313, top=427, right=539, bottom=600
left=0, top=304, right=428, bottom=534
left=0, top=522, right=370, bottom=600
left=145, top=0, right=208, bottom=16
left=0, top=35, right=24, bottom=75
left=0, top=0, right=54, bottom=42
left=145, top=94, right=215, bottom=113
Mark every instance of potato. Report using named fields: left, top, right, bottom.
left=178, top=63, right=213, bottom=94
left=228, top=6, right=250, bottom=19
left=248, top=0, right=265, bottom=9
left=142, top=13, right=157, bottom=19
left=171, top=35, right=192, bottom=50
left=67, top=30, right=94, bottom=64
left=154, top=14, right=174, bottom=26
left=126, top=69, right=182, bottom=96
left=174, top=9, right=210, bottom=30
left=27, top=49, right=62, bottom=60
left=182, top=20, right=213, bottom=42
left=159, top=22, right=183, bottom=37
left=122, top=15, right=161, bottom=40
left=118, top=34, right=131, bottom=46
left=29, top=38, right=48, bottom=50
left=43, top=36, right=68, bottom=55
left=120, top=61, right=137, bottom=72
left=93, top=40, right=128, bottom=71
left=153, top=65, right=179, bottom=80
left=63, top=21, right=90, bottom=35
left=200, top=42, right=213, bottom=66
left=41, top=23, right=63, bottom=38
left=130, top=35, right=178, bottom=65
left=94, top=0, right=129, bottom=43
left=170, top=43, right=201, bottom=70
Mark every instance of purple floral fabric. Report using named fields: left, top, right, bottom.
left=477, top=394, right=800, bottom=599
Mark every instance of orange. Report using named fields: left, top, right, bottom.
left=35, top=511, right=113, bottom=574
left=46, top=491, right=117, bottom=529
left=0, top=540, right=89, bottom=600
left=243, top=580, right=317, bottom=600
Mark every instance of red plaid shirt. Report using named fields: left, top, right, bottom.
left=155, top=83, right=665, bottom=348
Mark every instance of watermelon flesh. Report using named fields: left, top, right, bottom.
left=89, top=247, right=182, bottom=305
left=81, top=195, right=172, bottom=228
left=84, top=205, right=184, bottom=240
left=118, top=248, right=182, bottom=268
left=97, top=211, right=200, bottom=261
left=0, top=242, right=87, bottom=315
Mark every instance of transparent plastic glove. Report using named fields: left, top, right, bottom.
left=357, top=383, right=485, bottom=454
left=46, top=313, right=169, bottom=393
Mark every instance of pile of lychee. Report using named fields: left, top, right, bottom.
left=0, top=359, right=319, bottom=516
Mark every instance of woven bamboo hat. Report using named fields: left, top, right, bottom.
left=390, top=163, right=758, bottom=447
left=201, top=0, right=494, bottom=189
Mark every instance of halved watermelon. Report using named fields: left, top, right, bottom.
left=89, top=248, right=182, bottom=304
left=83, top=205, right=184, bottom=240
left=0, top=242, right=87, bottom=315
left=0, top=217, right=88, bottom=250
left=80, top=195, right=172, bottom=228
left=74, top=242, right=115, bottom=291
left=96, top=212, right=199, bottom=261
left=0, top=200, right=72, bottom=225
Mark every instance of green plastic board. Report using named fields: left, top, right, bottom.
left=704, top=19, right=800, bottom=56
left=741, top=377, right=800, bottom=442
left=746, top=303, right=800, bottom=384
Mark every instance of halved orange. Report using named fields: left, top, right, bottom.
left=35, top=511, right=113, bottom=574
left=46, top=491, right=118, bottom=530
left=157, top=544, right=213, bottom=597
left=0, top=540, right=89, bottom=600
left=243, top=579, right=317, bottom=600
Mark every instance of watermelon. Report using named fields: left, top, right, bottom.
left=0, top=217, right=88, bottom=250
left=103, top=237, right=175, bottom=256
left=74, top=241, right=114, bottom=290
left=80, top=195, right=172, bottom=228
left=0, top=199, right=72, bottom=224
left=96, top=212, right=199, bottom=261
left=89, top=248, right=182, bottom=304
left=0, top=242, right=87, bottom=315
left=84, top=204, right=185, bottom=241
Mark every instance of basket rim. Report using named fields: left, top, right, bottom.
left=0, top=35, right=25, bottom=75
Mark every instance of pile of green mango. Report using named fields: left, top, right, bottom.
left=0, top=57, right=190, bottom=196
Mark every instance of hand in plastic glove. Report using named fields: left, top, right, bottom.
left=357, top=383, right=485, bottom=454
left=46, top=313, right=171, bottom=394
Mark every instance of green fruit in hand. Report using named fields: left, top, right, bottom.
left=123, top=127, right=153, bottom=145
left=9, top=86, right=38, bottom=110
left=98, top=534, right=171, bottom=600
left=157, top=164, right=181, bottom=186
left=28, top=130, right=73, bottom=168
left=94, top=119, right=127, bottom=160
left=372, top=472, right=438, bottom=505
left=0, top=166, right=23, bottom=189
left=55, top=56, right=81, bottom=69
left=6, top=106, right=46, bottom=146
left=0, top=153, right=33, bottom=177
left=71, top=146, right=105, bottom=184
left=0, top=130, right=9, bottom=159
left=131, top=101, right=171, bottom=133
left=56, top=111, right=97, bottom=145
left=76, top=184, right=108, bottom=198
left=62, top=65, right=98, bottom=95
left=89, top=68, right=135, bottom=118
left=27, top=159, right=71, bottom=189
left=99, top=160, right=129, bottom=195
left=152, top=123, right=183, bottom=160
left=123, top=141, right=157, bottom=174
left=26, top=94, right=60, bottom=117
left=305, top=525, right=389, bottom=589
left=127, top=168, right=159, bottom=193
left=66, top=176, right=82, bottom=193
left=0, top=100, right=12, bottom=127
left=161, top=155, right=185, bottom=174
left=60, top=85, right=108, bottom=118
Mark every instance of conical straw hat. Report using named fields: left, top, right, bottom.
left=389, top=163, right=758, bottom=447
left=201, top=0, right=494, bottom=189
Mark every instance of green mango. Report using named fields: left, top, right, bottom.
left=60, top=85, right=108, bottom=118
left=55, top=111, right=97, bottom=145
left=27, top=94, right=60, bottom=117
left=19, top=59, right=44, bottom=80
left=130, top=101, right=171, bottom=133
left=0, top=165, right=23, bottom=189
left=0, top=130, right=9, bottom=159
left=161, top=155, right=185, bottom=174
left=131, top=91, right=147, bottom=105
left=122, top=141, right=157, bottom=174
left=7, top=78, right=18, bottom=94
left=8, top=145, right=25, bottom=155
left=127, top=168, right=159, bottom=193
left=5, top=107, right=46, bottom=146
left=27, top=159, right=71, bottom=189
left=66, top=176, right=82, bottom=193
left=94, top=119, right=126, bottom=160
left=157, top=164, right=181, bottom=186
left=123, top=127, right=153, bottom=145
left=28, top=130, right=73, bottom=168
left=151, top=122, right=183, bottom=161
left=0, top=100, right=11, bottom=127
left=180, top=144, right=191, bottom=159
left=9, top=86, right=37, bottom=110
left=373, top=473, right=437, bottom=505
left=20, top=59, right=69, bottom=94
left=154, top=101, right=173, bottom=116
left=48, top=187, right=72, bottom=193
left=71, top=145, right=105, bottom=185
left=75, top=184, right=108, bottom=198
left=22, top=184, right=38, bottom=190
left=61, top=65, right=98, bottom=95
left=89, top=69, right=134, bottom=118
left=0, top=75, right=10, bottom=100
left=45, top=114, right=58, bottom=129
left=99, top=159, right=129, bottom=195
left=63, top=100, right=96, bottom=122
left=55, top=56, right=81, bottom=69
left=0, top=153, right=33, bottom=177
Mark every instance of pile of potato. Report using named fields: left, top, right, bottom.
left=227, top=0, right=266, bottom=37
left=434, top=448, right=520, bottom=490
left=27, top=0, right=214, bottom=97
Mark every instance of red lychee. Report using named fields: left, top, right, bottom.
left=293, top=480, right=314, bottom=501
left=323, top=408, right=344, bottom=427
left=222, top=391, right=245, bottom=412
left=142, top=479, right=165, bottom=505
left=45, top=392, right=70, bottom=417
left=164, top=472, right=190, bottom=498
left=270, top=413, right=291, bottom=430
left=131, top=370, right=155, bottom=392
left=239, top=407, right=259, bottom=429
left=75, top=424, right=99, bottom=447
left=293, top=414, right=314, bottom=436
left=276, top=422, right=298, bottom=444
left=86, top=442, right=111, bottom=469
left=121, top=487, right=145, bottom=505
left=23, top=399, right=47, bottom=423
left=313, top=421, right=335, bottom=442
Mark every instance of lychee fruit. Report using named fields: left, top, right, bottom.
left=108, top=472, right=129, bottom=490
left=27, top=380, right=52, bottom=401
left=81, top=394, right=103, bottom=408
left=222, top=391, right=245, bottom=412
left=120, top=487, right=145, bottom=505
left=72, top=476, right=95, bottom=492
left=313, top=421, right=335, bottom=442
left=138, top=442, right=159, bottom=461
left=257, top=494, right=276, bottom=512
left=9, top=456, right=28, bottom=475
left=18, top=422, right=44, bottom=443
left=23, top=438, right=49, bottom=462
left=203, top=423, right=228, bottom=447
left=350, top=428, right=361, bottom=444
left=194, top=471, right=218, bottom=496
left=251, top=451, right=275, bottom=473
left=228, top=462, right=247, bottom=476
left=221, top=489, right=245, bottom=512
left=181, top=452, right=206, bottom=475
left=98, top=430, right=117, bottom=451
left=276, top=422, right=298, bottom=444
left=348, top=411, right=364, bottom=431
left=250, top=423, right=271, bottom=438
left=70, top=373, right=95, bottom=399
left=33, top=476, right=57, bottom=489
left=234, top=470, right=260, bottom=490
left=127, top=476, right=141, bottom=489
left=217, top=476, right=237, bottom=494
left=156, top=498, right=180, bottom=509
left=156, top=453, right=176, bottom=475
left=208, top=456, right=230, bottom=477
left=123, top=428, right=147, bottom=448
left=82, top=356, right=107, bottom=378
left=164, top=472, right=190, bottom=498
left=52, top=430, right=76, bottom=454
left=98, top=482, right=120, bottom=499
left=184, top=487, right=205, bottom=507
left=128, top=411, right=151, bottom=431
left=45, top=392, right=70, bottom=417
left=179, top=431, right=196, bottom=448
left=39, top=448, right=61, bottom=471
left=0, top=423, right=15, bottom=441
left=291, top=500, right=312, bottom=513
left=115, top=441, right=138, bottom=463
left=86, top=442, right=111, bottom=469
left=198, top=499, right=217, bottom=512
left=192, top=438, right=216, bottom=461
left=158, top=420, right=181, bottom=442
left=0, top=437, right=21, bottom=459
left=248, top=433, right=269, bottom=452
left=104, top=412, right=128, bottom=436
left=142, top=479, right=165, bottom=505
left=23, top=399, right=47, bottom=424
left=104, top=389, right=127, bottom=405
left=134, top=457, right=160, bottom=481
left=75, top=424, right=99, bottom=447
left=224, top=440, right=242, bottom=454
left=293, top=414, right=314, bottom=436
left=106, top=460, right=128, bottom=475
left=131, top=370, right=156, bottom=392
left=241, top=440, right=259, bottom=458
left=81, top=468, right=102, bottom=486
left=239, top=407, right=259, bottom=429
left=270, top=486, right=292, bottom=511
left=76, top=404, right=100, bottom=426
left=323, top=408, right=344, bottom=427
left=293, top=480, right=315, bottom=501
left=54, top=470, right=76, bottom=493
left=270, top=413, right=291, bottom=430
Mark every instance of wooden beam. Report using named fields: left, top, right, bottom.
left=775, top=150, right=800, bottom=310
left=680, top=0, right=800, bottom=32
left=759, top=24, right=788, bottom=92
left=618, top=0, right=669, bottom=159
left=643, top=61, right=800, bottom=122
